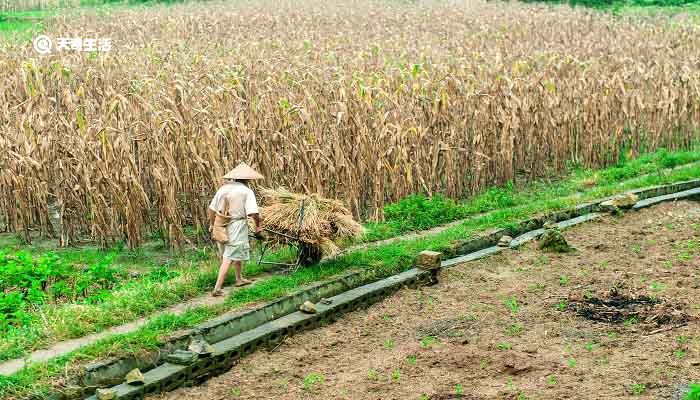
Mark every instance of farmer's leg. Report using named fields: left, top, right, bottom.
left=214, top=257, right=231, bottom=292
left=233, top=260, right=243, bottom=281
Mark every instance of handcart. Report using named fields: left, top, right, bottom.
left=251, top=199, right=322, bottom=273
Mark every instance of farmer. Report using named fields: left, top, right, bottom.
left=208, top=162, right=264, bottom=297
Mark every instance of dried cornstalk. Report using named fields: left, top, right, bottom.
left=0, top=0, right=699, bottom=248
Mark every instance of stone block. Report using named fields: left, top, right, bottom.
left=416, top=250, right=442, bottom=270
left=166, top=350, right=198, bottom=365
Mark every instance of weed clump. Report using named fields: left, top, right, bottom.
left=538, top=223, right=574, bottom=253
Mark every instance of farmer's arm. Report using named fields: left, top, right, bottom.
left=250, top=213, right=262, bottom=233
left=246, top=189, right=262, bottom=233
left=207, top=190, right=220, bottom=231
left=207, top=208, right=216, bottom=230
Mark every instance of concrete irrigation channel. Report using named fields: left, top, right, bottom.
left=47, top=179, right=700, bottom=399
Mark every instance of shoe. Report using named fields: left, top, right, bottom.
left=234, top=278, right=254, bottom=287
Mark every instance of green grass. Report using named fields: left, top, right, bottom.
left=0, top=149, right=699, bottom=398
left=686, top=383, right=700, bottom=400
left=0, top=1, right=192, bottom=40
left=519, top=0, right=700, bottom=10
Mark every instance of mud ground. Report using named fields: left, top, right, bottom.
left=155, top=200, right=700, bottom=400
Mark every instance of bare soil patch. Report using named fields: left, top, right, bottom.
left=155, top=201, right=700, bottom=400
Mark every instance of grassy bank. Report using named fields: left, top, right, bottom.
left=518, top=0, right=700, bottom=15
left=363, top=149, right=700, bottom=241
left=1, top=149, right=699, bottom=399
left=0, top=1, right=188, bottom=40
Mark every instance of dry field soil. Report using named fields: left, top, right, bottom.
left=156, top=201, right=700, bottom=400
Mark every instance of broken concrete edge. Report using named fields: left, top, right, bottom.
left=633, top=186, right=700, bottom=210
left=440, top=213, right=603, bottom=268
left=83, top=269, right=434, bottom=400
left=77, top=270, right=369, bottom=388
left=38, top=177, right=700, bottom=399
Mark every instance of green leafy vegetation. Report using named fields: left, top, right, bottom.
left=419, top=335, right=438, bottom=349
left=367, top=368, right=378, bottom=381
left=302, top=372, right=325, bottom=391
left=497, top=342, right=513, bottom=350
left=0, top=1, right=190, bottom=40
left=504, top=296, right=520, bottom=314
left=455, top=383, right=464, bottom=395
left=0, top=249, right=122, bottom=332
left=686, top=383, right=700, bottom=400
left=630, top=382, right=647, bottom=395
left=505, top=323, right=524, bottom=336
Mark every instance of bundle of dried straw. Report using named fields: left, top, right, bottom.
left=257, top=188, right=364, bottom=258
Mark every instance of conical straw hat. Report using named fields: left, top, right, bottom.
left=223, top=162, right=264, bottom=180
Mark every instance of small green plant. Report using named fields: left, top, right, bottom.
left=367, top=368, right=378, bottom=381
left=631, top=243, right=642, bottom=253
left=623, top=316, right=638, bottom=326
left=674, top=349, right=686, bottom=359
left=460, top=313, right=478, bottom=321
left=497, top=342, right=512, bottom=350
left=504, top=296, right=520, bottom=314
left=630, top=383, right=646, bottom=395
left=384, top=339, right=395, bottom=350
left=584, top=342, right=597, bottom=352
left=528, top=282, right=546, bottom=293
left=505, top=323, right=524, bottom=336
left=303, top=372, right=325, bottom=391
left=506, top=376, right=514, bottom=389
left=480, top=359, right=490, bottom=369
left=406, top=355, right=417, bottom=365
left=559, top=275, right=570, bottom=286
left=420, top=335, right=438, bottom=349
left=567, top=358, right=577, bottom=368
left=231, top=387, right=241, bottom=397
left=391, top=368, right=401, bottom=383
left=455, top=383, right=464, bottom=395
left=556, top=299, right=568, bottom=311
left=534, top=255, right=550, bottom=266
left=649, top=281, right=666, bottom=291
left=546, top=375, right=557, bottom=386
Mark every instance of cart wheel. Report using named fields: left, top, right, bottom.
left=299, top=244, right=323, bottom=266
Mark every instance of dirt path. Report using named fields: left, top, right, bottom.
left=0, top=283, right=245, bottom=376
left=157, top=201, right=700, bottom=400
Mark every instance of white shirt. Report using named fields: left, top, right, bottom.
left=208, top=182, right=259, bottom=219
left=208, top=182, right=259, bottom=246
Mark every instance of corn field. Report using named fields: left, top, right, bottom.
left=1, top=0, right=699, bottom=249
